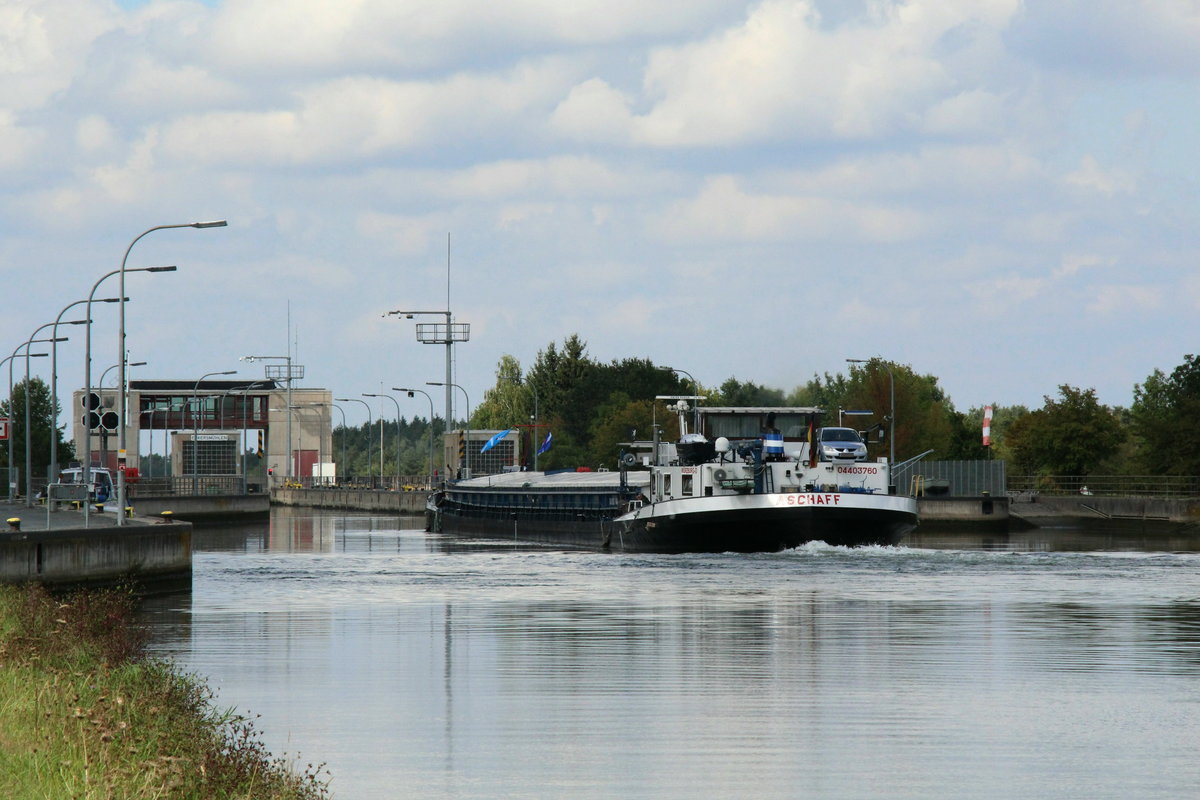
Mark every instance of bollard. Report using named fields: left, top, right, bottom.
left=158, top=511, right=174, bottom=524
left=125, top=506, right=134, bottom=519
left=6, top=517, right=19, bottom=531
left=94, top=503, right=105, bottom=514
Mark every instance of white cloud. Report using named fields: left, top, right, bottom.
left=204, top=0, right=742, bottom=74
left=552, top=0, right=1023, bottom=147
left=1065, top=155, right=1135, bottom=196
left=650, top=174, right=928, bottom=244
left=0, top=111, right=41, bottom=168
left=1087, top=284, right=1162, bottom=314
left=0, top=0, right=115, bottom=110
left=155, top=62, right=577, bottom=165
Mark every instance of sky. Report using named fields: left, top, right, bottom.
left=3, top=0, right=1199, bottom=428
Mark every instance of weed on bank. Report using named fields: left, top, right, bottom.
left=0, top=584, right=330, bottom=799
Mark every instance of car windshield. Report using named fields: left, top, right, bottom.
left=822, top=429, right=862, bottom=442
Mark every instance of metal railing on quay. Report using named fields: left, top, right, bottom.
left=129, top=476, right=253, bottom=497
left=1007, top=475, right=1200, bottom=498
left=274, top=475, right=433, bottom=492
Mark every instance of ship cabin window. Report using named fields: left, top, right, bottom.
left=663, top=473, right=672, bottom=499
left=681, top=474, right=694, bottom=497
left=705, top=412, right=815, bottom=442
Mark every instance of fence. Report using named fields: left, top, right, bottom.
left=907, top=460, right=1007, bottom=497
left=1007, top=474, right=1200, bottom=498
left=280, top=475, right=431, bottom=492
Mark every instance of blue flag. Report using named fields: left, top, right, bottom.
left=480, top=429, right=512, bottom=453
left=537, top=431, right=553, bottom=455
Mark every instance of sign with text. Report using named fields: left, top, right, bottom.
left=0, top=418, right=8, bottom=441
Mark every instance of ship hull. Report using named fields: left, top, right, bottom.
left=434, top=491, right=917, bottom=554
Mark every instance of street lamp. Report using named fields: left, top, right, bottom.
left=364, top=393, right=402, bottom=489
left=281, top=404, right=327, bottom=484
left=846, top=358, right=895, bottom=470
left=192, top=370, right=237, bottom=494
left=427, top=381, right=469, bottom=479
left=335, top=398, right=372, bottom=486
left=17, top=324, right=75, bottom=507
left=50, top=296, right=121, bottom=486
left=241, top=354, right=303, bottom=479
left=86, top=264, right=174, bottom=525
left=101, top=361, right=145, bottom=389
left=116, top=220, right=226, bottom=524
left=330, top=402, right=347, bottom=483
left=529, top=382, right=540, bottom=472
left=3, top=348, right=47, bottom=503
left=386, top=308, right=469, bottom=438
left=229, top=381, right=270, bottom=489
left=393, top=387, right=436, bottom=487
left=662, top=366, right=701, bottom=432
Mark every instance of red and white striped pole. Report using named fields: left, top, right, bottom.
left=982, top=405, right=993, bottom=447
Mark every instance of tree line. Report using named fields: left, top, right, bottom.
left=4, top=343, right=1196, bottom=485
left=456, top=336, right=1200, bottom=478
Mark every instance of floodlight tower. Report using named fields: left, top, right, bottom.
left=240, top=355, right=304, bottom=478
left=385, top=234, right=469, bottom=435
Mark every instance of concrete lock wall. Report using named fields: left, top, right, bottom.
left=272, top=487, right=426, bottom=514
left=0, top=525, right=193, bottom=591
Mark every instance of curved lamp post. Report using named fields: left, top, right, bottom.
left=330, top=402, right=347, bottom=483
left=846, top=358, right=895, bottom=471
left=86, top=265, right=174, bottom=525
left=50, top=296, right=121, bottom=485
left=363, top=392, right=401, bottom=489
left=192, top=370, right=237, bottom=494
left=335, top=398, right=372, bottom=486
left=116, top=219, right=226, bottom=524
left=4, top=349, right=48, bottom=503
left=663, top=365, right=700, bottom=432
left=394, top=387, right=435, bottom=487
left=427, top=381, right=469, bottom=479
left=18, top=324, right=77, bottom=506
left=101, top=361, right=145, bottom=389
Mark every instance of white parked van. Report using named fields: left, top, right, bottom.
left=57, top=466, right=114, bottom=502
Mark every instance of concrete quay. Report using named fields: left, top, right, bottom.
left=271, top=486, right=427, bottom=514
left=0, top=501, right=192, bottom=593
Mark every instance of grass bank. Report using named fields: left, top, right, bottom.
left=0, top=584, right=329, bottom=799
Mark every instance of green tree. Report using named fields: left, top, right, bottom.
left=710, top=378, right=785, bottom=407
left=472, top=355, right=530, bottom=429
left=587, top=393, right=681, bottom=469
left=1130, top=355, right=1200, bottom=474
left=841, top=360, right=958, bottom=463
left=0, top=378, right=74, bottom=494
left=1006, top=385, right=1125, bottom=475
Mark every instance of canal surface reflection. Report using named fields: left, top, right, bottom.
left=141, top=507, right=1200, bottom=799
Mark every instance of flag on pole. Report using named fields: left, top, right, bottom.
left=537, top=431, right=553, bottom=455
left=807, top=418, right=817, bottom=468
left=982, top=405, right=993, bottom=447
left=480, top=429, right=512, bottom=453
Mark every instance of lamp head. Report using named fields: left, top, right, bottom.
left=146, top=265, right=177, bottom=273
left=191, top=220, right=228, bottom=228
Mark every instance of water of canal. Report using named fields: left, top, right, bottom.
left=140, top=507, right=1200, bottom=799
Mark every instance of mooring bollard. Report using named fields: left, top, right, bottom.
left=125, top=506, right=134, bottom=519
left=158, top=510, right=174, bottom=524
left=6, top=517, right=20, bottom=531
